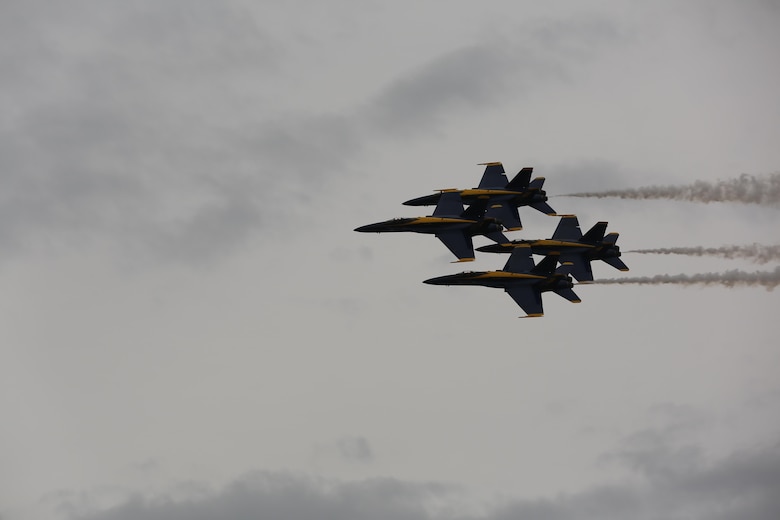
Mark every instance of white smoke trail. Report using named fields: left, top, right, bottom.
left=625, top=244, right=780, bottom=264
left=594, top=266, right=780, bottom=290
left=562, top=172, right=780, bottom=206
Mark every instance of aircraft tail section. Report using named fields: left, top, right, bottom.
left=559, top=253, right=593, bottom=282
left=551, top=215, right=582, bottom=240
left=528, top=177, right=546, bottom=191
left=530, top=254, right=559, bottom=276
left=602, top=232, right=619, bottom=245
left=477, top=162, right=509, bottom=189
left=603, top=256, right=629, bottom=271
left=484, top=229, right=510, bottom=245
left=505, top=167, right=533, bottom=191
left=530, top=201, right=557, bottom=215
left=582, top=222, right=608, bottom=243
left=432, top=191, right=465, bottom=217
left=553, top=286, right=581, bottom=303
left=485, top=201, right=522, bottom=230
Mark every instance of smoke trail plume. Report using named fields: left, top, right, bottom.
left=625, top=244, right=780, bottom=264
left=594, top=266, right=780, bottom=290
left=562, top=172, right=780, bottom=206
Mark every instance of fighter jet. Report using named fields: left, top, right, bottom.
left=354, top=191, right=510, bottom=262
left=475, top=215, right=628, bottom=282
left=476, top=215, right=629, bottom=282
left=423, top=245, right=580, bottom=317
left=402, top=162, right=556, bottom=230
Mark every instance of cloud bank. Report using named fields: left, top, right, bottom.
left=68, top=438, right=780, bottom=520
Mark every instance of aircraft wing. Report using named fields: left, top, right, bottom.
left=502, top=245, right=535, bottom=273
left=432, top=191, right=465, bottom=217
left=560, top=253, right=593, bottom=282
left=435, top=231, right=475, bottom=262
left=477, top=162, right=509, bottom=189
left=505, top=286, right=544, bottom=317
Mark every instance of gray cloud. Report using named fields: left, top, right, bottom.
left=363, top=16, right=622, bottom=139
left=0, top=4, right=624, bottom=265
left=69, top=473, right=454, bottom=520
left=337, top=436, right=374, bottom=463
left=68, top=437, right=780, bottom=520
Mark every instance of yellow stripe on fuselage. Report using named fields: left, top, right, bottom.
left=460, top=189, right=521, bottom=197
left=532, top=239, right=594, bottom=249
left=474, top=272, right=545, bottom=280
left=410, top=217, right=473, bottom=225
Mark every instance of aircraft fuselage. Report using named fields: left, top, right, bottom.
left=404, top=189, right=548, bottom=207
left=354, top=216, right=501, bottom=236
left=423, top=270, right=573, bottom=291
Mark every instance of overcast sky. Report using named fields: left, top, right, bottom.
left=2, top=1, right=780, bottom=519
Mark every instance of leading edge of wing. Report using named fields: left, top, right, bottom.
left=505, top=285, right=544, bottom=317
left=435, top=231, right=475, bottom=262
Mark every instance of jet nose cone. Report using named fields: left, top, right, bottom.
left=355, top=223, right=380, bottom=233
left=423, top=275, right=449, bottom=285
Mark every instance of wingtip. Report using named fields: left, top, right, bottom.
left=452, top=257, right=475, bottom=263
left=520, top=313, right=544, bottom=318
left=477, top=161, right=503, bottom=166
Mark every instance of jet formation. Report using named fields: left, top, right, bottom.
left=355, top=162, right=629, bottom=317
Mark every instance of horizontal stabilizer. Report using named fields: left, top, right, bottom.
left=530, top=201, right=557, bottom=216
left=484, top=229, right=510, bottom=245
left=602, top=256, right=629, bottom=271
left=505, top=167, right=533, bottom=191
left=554, top=286, right=581, bottom=303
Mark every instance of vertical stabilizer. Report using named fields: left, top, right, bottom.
left=551, top=215, right=582, bottom=240
left=531, top=255, right=559, bottom=276
left=582, top=222, right=608, bottom=243
left=477, top=162, right=509, bottom=189
left=505, top=167, right=533, bottom=191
